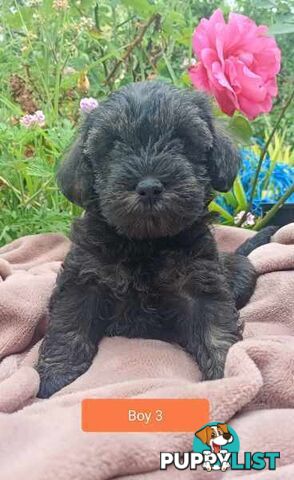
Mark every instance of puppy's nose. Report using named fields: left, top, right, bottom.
left=223, top=433, right=231, bottom=440
left=136, top=178, right=163, bottom=199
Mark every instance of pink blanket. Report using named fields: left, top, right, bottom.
left=0, top=225, right=293, bottom=479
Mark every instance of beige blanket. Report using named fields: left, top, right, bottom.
left=0, top=224, right=293, bottom=479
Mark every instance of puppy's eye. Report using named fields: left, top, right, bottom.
left=211, top=432, right=216, bottom=438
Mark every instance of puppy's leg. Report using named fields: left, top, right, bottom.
left=220, top=252, right=257, bottom=309
left=183, top=294, right=242, bottom=380
left=219, top=226, right=278, bottom=309
left=36, top=282, right=106, bottom=398
left=235, top=226, right=278, bottom=257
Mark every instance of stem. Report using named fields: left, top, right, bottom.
left=161, top=37, right=177, bottom=83
left=53, top=12, right=66, bottom=118
left=23, top=63, right=43, bottom=102
left=116, top=15, right=136, bottom=30
left=142, top=47, right=159, bottom=74
left=92, top=1, right=110, bottom=78
left=254, top=183, right=294, bottom=231
left=236, top=87, right=294, bottom=227
left=104, top=13, right=161, bottom=86
left=23, top=177, right=53, bottom=207
left=59, top=29, right=82, bottom=76
left=94, top=2, right=100, bottom=31
left=162, top=51, right=177, bottom=83
left=111, top=5, right=117, bottom=35
left=14, top=0, right=51, bottom=106
left=249, top=88, right=294, bottom=208
left=0, top=176, right=22, bottom=201
left=188, top=3, right=193, bottom=62
left=87, top=44, right=129, bottom=73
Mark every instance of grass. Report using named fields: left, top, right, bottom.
left=0, top=114, right=80, bottom=244
left=0, top=0, right=197, bottom=245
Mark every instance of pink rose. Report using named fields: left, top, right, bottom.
left=188, top=9, right=281, bottom=120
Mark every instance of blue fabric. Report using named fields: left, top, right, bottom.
left=215, top=139, right=294, bottom=216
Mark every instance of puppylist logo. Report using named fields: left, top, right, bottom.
left=160, top=422, right=280, bottom=472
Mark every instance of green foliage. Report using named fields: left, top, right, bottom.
left=0, top=0, right=293, bottom=244
left=228, top=115, right=253, bottom=145
left=209, top=175, right=248, bottom=226
left=0, top=116, right=80, bottom=245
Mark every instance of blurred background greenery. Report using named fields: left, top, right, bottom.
left=0, top=0, right=293, bottom=245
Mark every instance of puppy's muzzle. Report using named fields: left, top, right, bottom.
left=136, top=177, right=164, bottom=203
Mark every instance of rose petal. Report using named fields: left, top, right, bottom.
left=188, top=64, right=210, bottom=91
left=189, top=8, right=281, bottom=119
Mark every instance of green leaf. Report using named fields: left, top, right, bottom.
left=232, top=176, right=248, bottom=211
left=228, top=115, right=253, bottom=145
left=174, top=27, right=193, bottom=47
left=0, top=96, right=22, bottom=115
left=121, top=0, right=156, bottom=17
left=269, top=23, right=294, bottom=35
left=166, top=11, right=185, bottom=26
left=208, top=201, right=234, bottom=223
left=180, top=72, right=192, bottom=87
left=255, top=0, right=276, bottom=8
left=222, top=191, right=238, bottom=209
left=162, top=52, right=177, bottom=83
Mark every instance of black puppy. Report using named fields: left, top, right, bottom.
left=36, top=81, right=274, bottom=398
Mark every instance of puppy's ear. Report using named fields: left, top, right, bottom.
left=195, top=426, right=209, bottom=445
left=208, top=124, right=240, bottom=192
left=179, top=90, right=239, bottom=192
left=57, top=133, right=94, bottom=207
left=217, top=423, right=229, bottom=434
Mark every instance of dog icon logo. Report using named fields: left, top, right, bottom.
left=193, top=422, right=240, bottom=472
left=196, top=423, right=233, bottom=454
left=161, top=421, right=279, bottom=472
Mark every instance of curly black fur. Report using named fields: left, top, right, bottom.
left=36, top=81, right=274, bottom=398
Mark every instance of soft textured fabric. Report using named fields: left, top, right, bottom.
left=0, top=224, right=293, bottom=479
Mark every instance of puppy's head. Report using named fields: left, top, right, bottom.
left=195, top=424, right=233, bottom=453
left=58, top=81, right=239, bottom=239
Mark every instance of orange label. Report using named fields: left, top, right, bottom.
left=81, top=398, right=209, bottom=432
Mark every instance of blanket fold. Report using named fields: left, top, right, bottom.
left=0, top=224, right=293, bottom=479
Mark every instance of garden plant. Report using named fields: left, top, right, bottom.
left=0, top=0, right=293, bottom=245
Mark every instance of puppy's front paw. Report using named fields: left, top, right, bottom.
left=38, top=378, right=58, bottom=399
left=202, top=357, right=225, bottom=381
left=36, top=367, right=76, bottom=398
left=221, top=461, right=230, bottom=471
left=202, top=462, right=212, bottom=471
